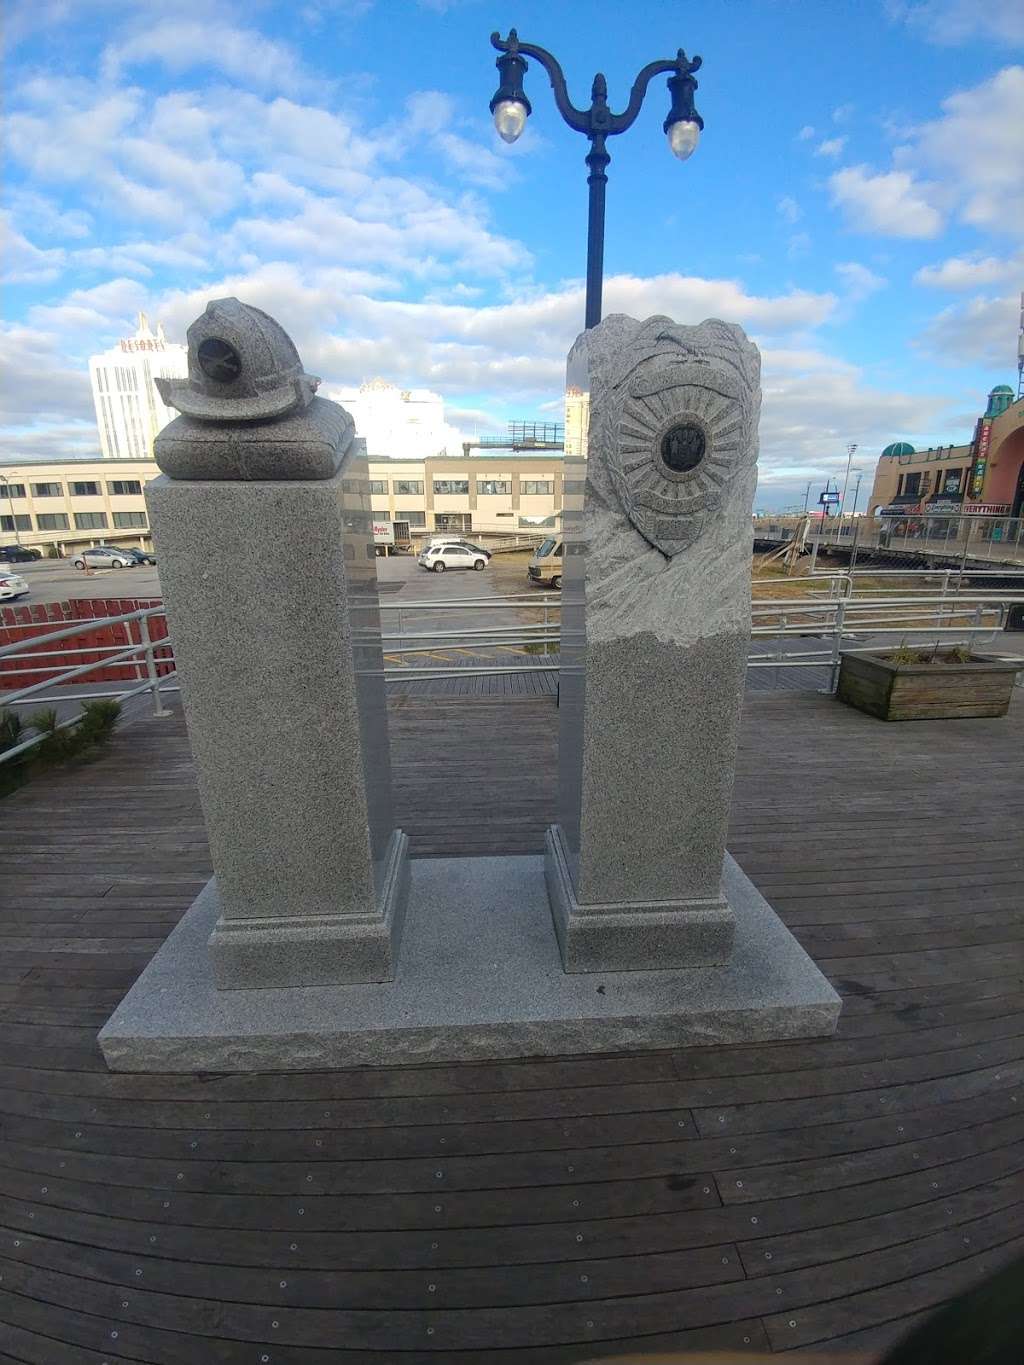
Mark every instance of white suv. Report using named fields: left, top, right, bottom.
left=417, top=542, right=488, bottom=573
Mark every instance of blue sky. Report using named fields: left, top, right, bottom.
left=3, top=0, right=1022, bottom=507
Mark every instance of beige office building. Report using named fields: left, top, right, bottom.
left=1, top=452, right=563, bottom=556
left=1, top=458, right=154, bottom=554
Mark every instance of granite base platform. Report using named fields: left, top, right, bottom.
left=99, top=853, right=841, bottom=1072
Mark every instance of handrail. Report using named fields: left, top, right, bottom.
left=0, top=605, right=173, bottom=765
left=2, top=577, right=1021, bottom=741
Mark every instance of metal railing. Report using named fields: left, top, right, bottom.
left=754, top=513, right=1024, bottom=569
left=0, top=606, right=175, bottom=765
left=2, top=578, right=1021, bottom=761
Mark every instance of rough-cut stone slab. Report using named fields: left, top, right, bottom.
left=98, top=853, right=840, bottom=1072
left=551, top=314, right=762, bottom=972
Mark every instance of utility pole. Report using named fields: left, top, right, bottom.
left=802, top=480, right=812, bottom=514
left=838, top=441, right=858, bottom=532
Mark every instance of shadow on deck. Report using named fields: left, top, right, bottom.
left=0, top=686, right=1022, bottom=1361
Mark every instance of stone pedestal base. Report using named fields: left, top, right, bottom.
left=98, top=852, right=840, bottom=1072
left=209, top=830, right=409, bottom=988
left=545, top=824, right=735, bottom=972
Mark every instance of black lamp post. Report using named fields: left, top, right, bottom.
left=489, top=29, right=704, bottom=329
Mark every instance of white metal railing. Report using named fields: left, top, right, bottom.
left=3, top=580, right=1022, bottom=753
left=0, top=606, right=175, bottom=765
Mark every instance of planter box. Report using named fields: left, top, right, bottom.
left=837, top=649, right=1019, bottom=721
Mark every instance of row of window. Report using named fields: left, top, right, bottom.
left=0, top=479, right=144, bottom=499
left=366, top=478, right=554, bottom=497
left=0, top=511, right=148, bottom=533
left=897, top=468, right=965, bottom=498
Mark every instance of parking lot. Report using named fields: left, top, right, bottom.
left=2, top=556, right=161, bottom=601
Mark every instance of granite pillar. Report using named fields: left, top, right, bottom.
left=547, top=314, right=761, bottom=972
left=145, top=298, right=408, bottom=988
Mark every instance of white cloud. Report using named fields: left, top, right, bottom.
left=405, top=91, right=512, bottom=190
left=28, top=278, right=149, bottom=334
left=0, top=216, right=66, bottom=284
left=777, top=196, right=802, bottom=224
left=829, top=165, right=944, bottom=237
left=915, top=292, right=1021, bottom=366
left=908, top=66, right=1024, bottom=232
left=832, top=104, right=855, bottom=123
left=815, top=136, right=848, bottom=158
left=5, top=190, right=92, bottom=241
left=828, top=67, right=1024, bottom=241
left=0, top=323, right=96, bottom=428
left=888, top=0, right=1024, bottom=46
left=835, top=261, right=887, bottom=302
left=101, top=20, right=320, bottom=97
left=797, top=125, right=815, bottom=141
left=914, top=251, right=1024, bottom=289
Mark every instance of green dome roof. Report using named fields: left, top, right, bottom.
left=882, top=441, right=915, bottom=457
left=990, top=384, right=1014, bottom=395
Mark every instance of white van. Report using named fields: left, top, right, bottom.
left=528, top=537, right=563, bottom=589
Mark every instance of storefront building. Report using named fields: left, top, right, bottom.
left=867, top=385, right=1024, bottom=521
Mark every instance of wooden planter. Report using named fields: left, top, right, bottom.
left=837, top=649, right=1019, bottom=721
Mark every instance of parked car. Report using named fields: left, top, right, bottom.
left=0, top=544, right=42, bottom=563
left=0, top=571, right=29, bottom=601
left=123, top=547, right=157, bottom=565
left=70, top=546, right=138, bottom=570
left=417, top=542, right=488, bottom=573
left=425, top=535, right=491, bottom=560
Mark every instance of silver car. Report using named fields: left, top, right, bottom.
left=71, top=546, right=137, bottom=569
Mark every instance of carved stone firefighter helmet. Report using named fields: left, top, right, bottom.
left=155, top=297, right=321, bottom=422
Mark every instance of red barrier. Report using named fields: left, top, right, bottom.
left=0, top=599, right=173, bottom=691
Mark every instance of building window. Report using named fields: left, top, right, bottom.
left=36, top=513, right=69, bottom=530
left=396, top=510, right=426, bottom=527
left=521, top=480, right=553, bottom=495
left=368, top=479, right=388, bottom=494
left=433, top=480, right=469, bottom=495
left=70, top=480, right=101, bottom=496
left=395, top=480, right=423, bottom=495
left=32, top=482, right=63, bottom=498
left=74, top=512, right=108, bottom=530
left=113, top=511, right=147, bottom=529
left=903, top=472, right=921, bottom=496
left=519, top=514, right=557, bottom=529
left=1, top=514, right=32, bottom=533
left=477, top=480, right=510, bottom=495
left=0, top=483, right=25, bottom=499
left=108, top=480, right=143, bottom=496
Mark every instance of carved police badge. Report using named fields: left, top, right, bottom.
left=606, top=320, right=759, bottom=557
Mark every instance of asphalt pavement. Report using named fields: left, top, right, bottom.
left=3, top=557, right=161, bottom=602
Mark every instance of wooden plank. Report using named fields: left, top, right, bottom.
left=0, top=684, right=1021, bottom=1360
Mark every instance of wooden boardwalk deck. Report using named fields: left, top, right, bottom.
left=0, top=688, right=1022, bottom=1362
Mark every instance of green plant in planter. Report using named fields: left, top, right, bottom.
left=0, top=708, right=23, bottom=753
left=1, top=698, right=123, bottom=798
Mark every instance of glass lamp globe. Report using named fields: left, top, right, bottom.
left=667, top=119, right=700, bottom=161
left=493, top=99, right=528, bottom=144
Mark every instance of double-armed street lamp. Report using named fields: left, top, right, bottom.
left=489, top=29, right=704, bottom=329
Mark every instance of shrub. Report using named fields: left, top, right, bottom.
left=0, top=698, right=123, bottom=798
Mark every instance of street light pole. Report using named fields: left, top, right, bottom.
left=0, top=475, right=21, bottom=547
left=838, top=441, right=858, bottom=524
left=489, top=30, right=704, bottom=329
left=851, top=470, right=863, bottom=519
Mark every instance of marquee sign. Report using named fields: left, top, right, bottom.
left=969, top=418, right=992, bottom=498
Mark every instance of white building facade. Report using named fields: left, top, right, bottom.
left=89, top=314, right=188, bottom=461
left=331, top=379, right=462, bottom=460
